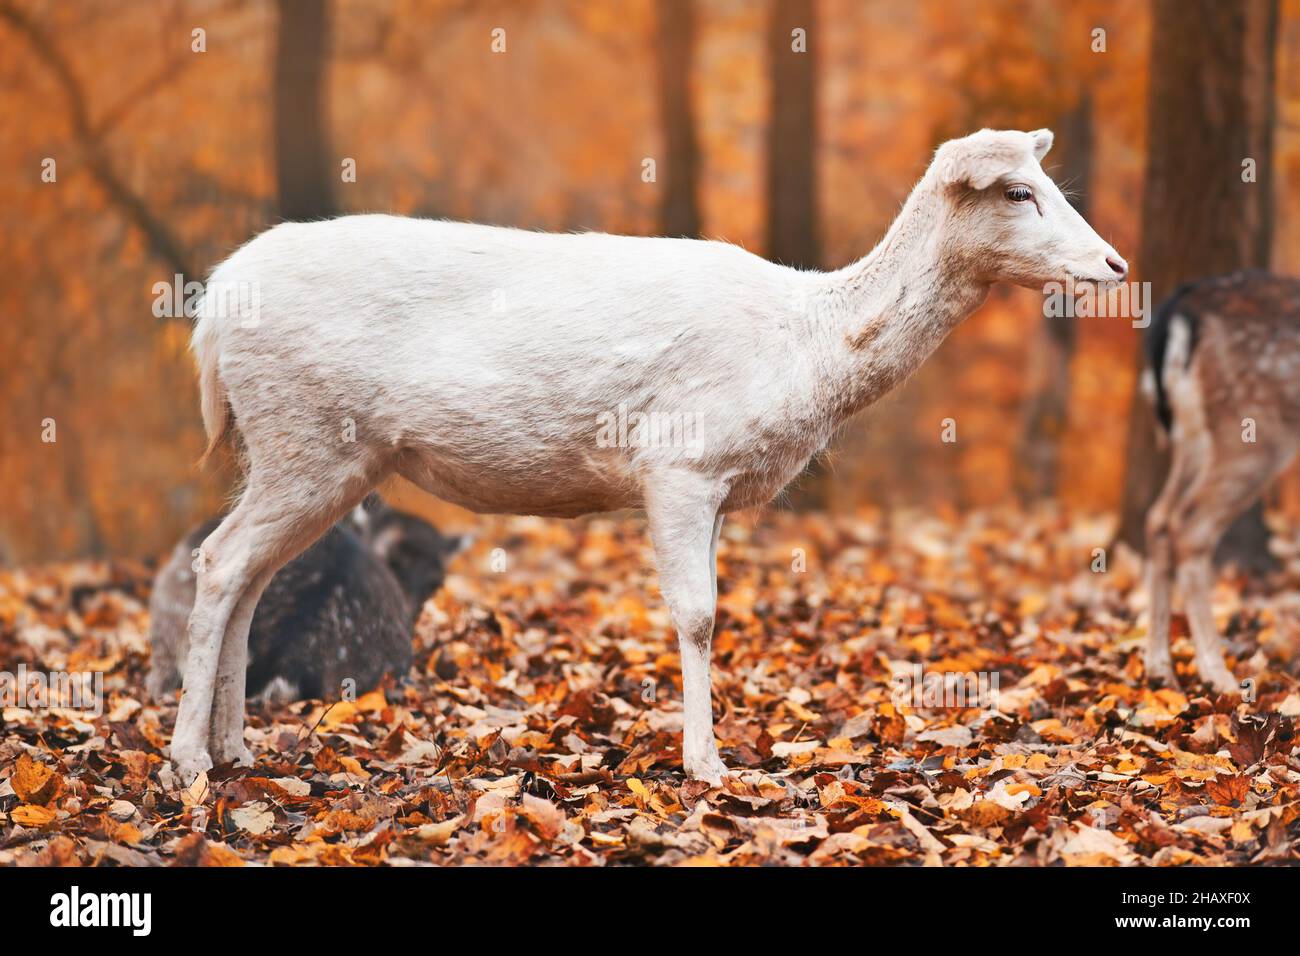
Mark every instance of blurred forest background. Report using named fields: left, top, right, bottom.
left=2, top=0, right=1299, bottom=565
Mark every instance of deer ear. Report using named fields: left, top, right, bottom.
left=1029, top=128, right=1054, bottom=162
left=444, top=533, right=474, bottom=557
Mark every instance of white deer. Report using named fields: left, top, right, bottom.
left=172, top=128, right=1125, bottom=784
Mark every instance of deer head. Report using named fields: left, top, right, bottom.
left=932, top=128, right=1126, bottom=289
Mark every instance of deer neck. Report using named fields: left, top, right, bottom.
left=810, top=173, right=990, bottom=422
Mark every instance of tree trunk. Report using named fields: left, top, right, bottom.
left=274, top=0, right=335, bottom=222
left=765, top=0, right=819, bottom=271
left=1116, top=0, right=1278, bottom=574
left=767, top=0, right=825, bottom=509
left=653, top=0, right=701, bottom=239
left=1016, top=93, right=1091, bottom=501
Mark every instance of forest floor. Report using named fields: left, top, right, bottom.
left=1, top=507, right=1299, bottom=866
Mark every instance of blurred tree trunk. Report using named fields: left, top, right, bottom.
left=765, top=0, right=820, bottom=270
left=1116, top=0, right=1278, bottom=573
left=274, top=0, right=336, bottom=221
left=653, top=0, right=701, bottom=238
left=1016, top=93, right=1091, bottom=501
left=768, top=0, right=825, bottom=509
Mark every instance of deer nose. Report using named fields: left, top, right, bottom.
left=1105, top=254, right=1128, bottom=279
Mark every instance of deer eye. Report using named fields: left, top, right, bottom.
left=1005, top=185, right=1033, bottom=203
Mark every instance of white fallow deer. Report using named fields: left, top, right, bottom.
left=1143, top=272, right=1300, bottom=694
left=172, top=128, right=1125, bottom=784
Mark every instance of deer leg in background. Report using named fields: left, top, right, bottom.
left=1172, top=449, right=1287, bottom=695
left=1143, top=446, right=1192, bottom=687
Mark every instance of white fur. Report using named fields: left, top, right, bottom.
left=170, top=129, right=1123, bottom=784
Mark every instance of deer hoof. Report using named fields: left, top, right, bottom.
left=213, top=743, right=255, bottom=769
left=1144, top=657, right=1180, bottom=691
left=685, top=751, right=729, bottom=788
left=1200, top=665, right=1240, bottom=697
left=172, top=747, right=214, bottom=787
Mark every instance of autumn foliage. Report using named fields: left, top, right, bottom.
left=4, top=0, right=1300, bottom=562
left=3, top=511, right=1298, bottom=866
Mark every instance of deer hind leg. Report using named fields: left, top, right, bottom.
left=169, top=498, right=257, bottom=783
left=1144, top=447, right=1194, bottom=687
left=207, top=566, right=274, bottom=765
left=174, top=458, right=383, bottom=782
left=1170, top=445, right=1284, bottom=696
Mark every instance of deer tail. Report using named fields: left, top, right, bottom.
left=192, top=302, right=232, bottom=468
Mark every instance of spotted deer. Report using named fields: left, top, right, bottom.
left=1144, top=272, right=1300, bottom=693
left=171, top=128, right=1125, bottom=784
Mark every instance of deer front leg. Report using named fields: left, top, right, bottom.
left=646, top=475, right=727, bottom=785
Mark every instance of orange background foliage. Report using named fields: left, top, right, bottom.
left=2, top=0, right=1299, bottom=563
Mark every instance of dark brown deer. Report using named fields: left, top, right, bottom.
left=1144, top=272, right=1300, bottom=693
left=148, top=497, right=467, bottom=703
